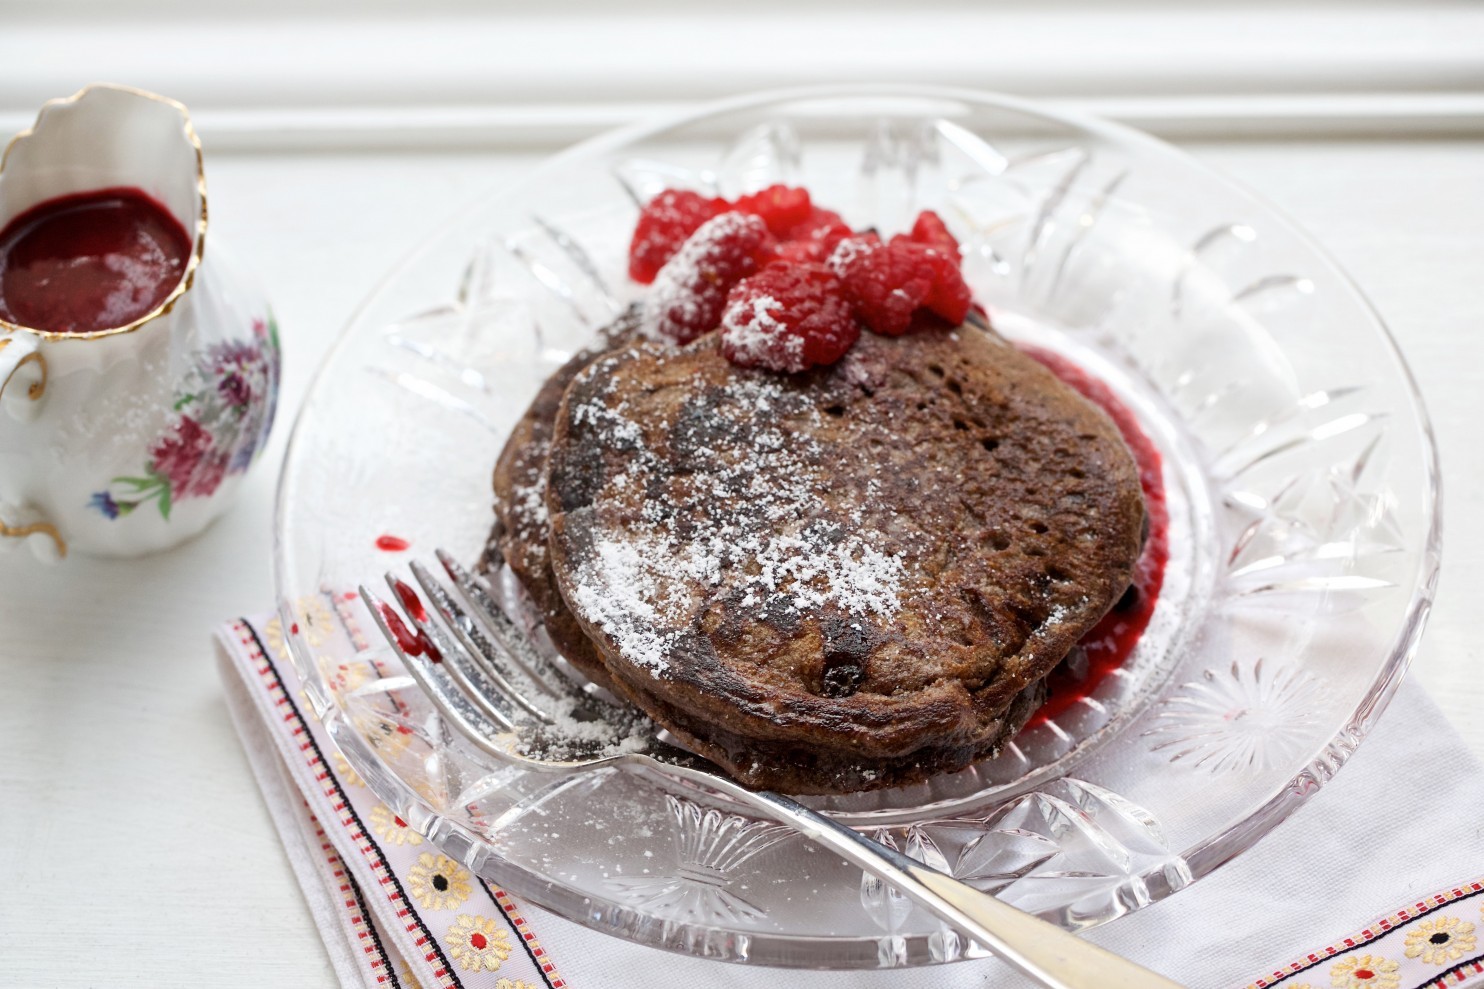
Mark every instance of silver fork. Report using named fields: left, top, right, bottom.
left=361, top=551, right=1185, bottom=989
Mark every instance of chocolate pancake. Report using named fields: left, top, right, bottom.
left=543, top=321, right=1146, bottom=793
left=488, top=312, right=639, bottom=691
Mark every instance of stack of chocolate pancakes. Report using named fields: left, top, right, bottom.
left=486, top=312, right=1145, bottom=794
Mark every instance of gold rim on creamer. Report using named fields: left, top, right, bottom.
left=0, top=82, right=209, bottom=342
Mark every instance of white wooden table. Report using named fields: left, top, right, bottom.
left=0, top=134, right=1479, bottom=985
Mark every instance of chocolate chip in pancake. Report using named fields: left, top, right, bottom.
left=543, top=320, right=1146, bottom=793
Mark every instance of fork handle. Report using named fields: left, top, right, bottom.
left=708, top=782, right=1183, bottom=988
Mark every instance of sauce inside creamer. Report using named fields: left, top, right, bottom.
left=0, top=187, right=193, bottom=334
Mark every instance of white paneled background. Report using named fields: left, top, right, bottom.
left=0, top=4, right=1480, bottom=984
left=3, top=1, right=1484, bottom=146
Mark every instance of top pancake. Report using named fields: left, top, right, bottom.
left=542, top=320, right=1146, bottom=792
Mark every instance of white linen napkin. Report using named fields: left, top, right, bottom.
left=218, top=611, right=1484, bottom=989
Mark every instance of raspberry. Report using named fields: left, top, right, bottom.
left=628, top=189, right=728, bottom=284
left=773, top=207, right=854, bottom=263
left=830, top=233, right=972, bottom=335
left=907, top=210, right=962, bottom=262
left=828, top=235, right=929, bottom=336
left=732, top=185, right=813, bottom=237
left=721, top=262, right=859, bottom=373
left=896, top=233, right=972, bottom=326
left=645, top=212, right=773, bottom=344
left=772, top=240, right=823, bottom=265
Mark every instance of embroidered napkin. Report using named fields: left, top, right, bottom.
left=219, top=611, right=1484, bottom=989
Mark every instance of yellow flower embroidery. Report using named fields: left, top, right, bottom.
left=369, top=804, right=422, bottom=846
left=1330, top=954, right=1400, bottom=989
left=496, top=980, right=539, bottom=989
left=398, top=962, right=424, bottom=989
left=412, top=776, right=448, bottom=810
left=445, top=914, right=511, bottom=972
left=332, top=751, right=364, bottom=787
left=1406, top=915, right=1477, bottom=964
left=408, top=853, right=473, bottom=911
left=353, top=714, right=414, bottom=759
left=324, top=658, right=374, bottom=696
left=293, top=597, right=335, bottom=646
left=264, top=597, right=336, bottom=656
left=262, top=616, right=290, bottom=659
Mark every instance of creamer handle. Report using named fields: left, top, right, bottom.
left=0, top=335, right=64, bottom=559
left=0, top=502, right=65, bottom=561
left=0, top=333, right=48, bottom=421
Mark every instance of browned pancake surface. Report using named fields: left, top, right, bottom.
left=489, top=318, right=638, bottom=690
left=543, top=324, right=1145, bottom=793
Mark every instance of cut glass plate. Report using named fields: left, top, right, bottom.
left=276, top=87, right=1439, bottom=968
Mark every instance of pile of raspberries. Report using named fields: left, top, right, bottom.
left=629, top=185, right=973, bottom=373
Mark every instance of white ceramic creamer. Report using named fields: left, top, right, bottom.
left=0, top=85, right=279, bottom=561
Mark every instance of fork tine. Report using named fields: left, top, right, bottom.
left=424, top=552, right=637, bottom=729
left=434, top=548, right=596, bottom=697
left=382, top=573, right=546, bottom=729
left=363, top=583, right=639, bottom=771
left=406, top=561, right=558, bottom=722
left=415, top=558, right=606, bottom=718
left=357, top=585, right=517, bottom=760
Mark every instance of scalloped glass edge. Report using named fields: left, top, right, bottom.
left=273, top=84, right=1442, bottom=968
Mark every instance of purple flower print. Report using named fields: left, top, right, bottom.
left=88, top=491, right=121, bottom=519
left=228, top=431, right=260, bottom=473
left=210, top=340, right=259, bottom=374
left=218, top=371, right=252, bottom=409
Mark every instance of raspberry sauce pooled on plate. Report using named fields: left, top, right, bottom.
left=0, top=187, right=193, bottom=334
left=1021, top=345, right=1170, bottom=725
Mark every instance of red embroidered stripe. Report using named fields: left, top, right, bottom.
left=1247, top=878, right=1484, bottom=989
left=490, top=885, right=567, bottom=988
left=238, top=617, right=462, bottom=989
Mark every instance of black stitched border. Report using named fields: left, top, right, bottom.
left=480, top=878, right=559, bottom=989
left=325, top=590, right=558, bottom=987
left=246, top=619, right=464, bottom=988
left=1261, top=884, right=1484, bottom=986
left=345, top=866, right=403, bottom=989
left=1417, top=951, right=1484, bottom=989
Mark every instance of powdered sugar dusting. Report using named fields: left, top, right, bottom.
left=568, top=534, right=692, bottom=675
left=514, top=687, right=652, bottom=762
left=510, top=475, right=549, bottom=549
left=825, top=235, right=875, bottom=276
left=562, top=370, right=907, bottom=676
left=719, top=292, right=805, bottom=371
left=639, top=211, right=768, bottom=344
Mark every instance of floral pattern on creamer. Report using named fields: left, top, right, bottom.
left=88, top=315, right=280, bottom=520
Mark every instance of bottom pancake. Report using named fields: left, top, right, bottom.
left=488, top=312, right=639, bottom=692
left=620, top=666, right=1047, bottom=793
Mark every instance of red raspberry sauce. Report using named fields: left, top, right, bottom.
left=1020, top=344, right=1170, bottom=725
left=0, top=187, right=192, bottom=334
